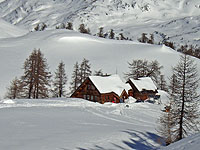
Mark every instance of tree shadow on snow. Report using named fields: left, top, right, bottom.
left=120, top=129, right=165, bottom=150
left=76, top=145, right=114, bottom=150
left=75, top=129, right=165, bottom=150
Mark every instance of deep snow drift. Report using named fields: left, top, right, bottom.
left=0, top=97, right=167, bottom=150
left=160, top=133, right=200, bottom=150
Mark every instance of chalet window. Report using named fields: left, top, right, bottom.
left=94, top=96, right=98, bottom=102
left=83, top=95, right=86, bottom=99
left=87, top=85, right=91, bottom=90
left=91, top=95, right=94, bottom=101
left=87, top=95, right=90, bottom=100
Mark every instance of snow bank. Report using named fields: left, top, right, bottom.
left=1, top=99, right=15, bottom=104
left=0, top=98, right=102, bottom=108
left=124, top=97, right=137, bottom=104
left=158, top=90, right=170, bottom=105
left=160, top=133, right=200, bottom=150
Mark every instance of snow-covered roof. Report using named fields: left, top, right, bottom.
left=89, top=75, right=131, bottom=96
left=130, top=77, right=157, bottom=92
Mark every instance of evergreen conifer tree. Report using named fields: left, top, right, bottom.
left=97, top=27, right=104, bottom=37
left=66, top=22, right=73, bottom=30
left=94, top=69, right=104, bottom=76
left=78, top=24, right=90, bottom=34
left=119, top=33, right=126, bottom=40
left=109, top=29, right=115, bottom=39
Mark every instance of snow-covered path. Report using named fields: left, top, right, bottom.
left=0, top=98, right=164, bottom=150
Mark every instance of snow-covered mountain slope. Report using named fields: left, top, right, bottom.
left=0, top=0, right=92, bottom=28
left=0, top=29, right=200, bottom=97
left=0, top=19, right=27, bottom=38
left=0, top=97, right=166, bottom=150
left=160, top=133, right=200, bottom=150
left=0, top=0, right=200, bottom=46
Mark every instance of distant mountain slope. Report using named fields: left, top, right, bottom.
left=0, top=0, right=92, bottom=29
left=0, top=0, right=200, bottom=46
left=0, top=29, right=200, bottom=97
left=0, top=19, right=27, bottom=38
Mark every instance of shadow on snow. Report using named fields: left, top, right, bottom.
left=73, top=129, right=165, bottom=150
left=121, top=129, right=165, bottom=150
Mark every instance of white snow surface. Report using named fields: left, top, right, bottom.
left=160, top=133, right=200, bottom=150
left=0, top=95, right=169, bottom=150
left=89, top=74, right=131, bottom=96
left=0, top=18, right=27, bottom=38
left=130, top=77, right=157, bottom=92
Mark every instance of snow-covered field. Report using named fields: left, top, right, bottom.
left=0, top=96, right=167, bottom=150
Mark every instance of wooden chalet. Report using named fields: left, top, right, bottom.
left=71, top=75, right=130, bottom=104
left=126, top=77, right=158, bottom=101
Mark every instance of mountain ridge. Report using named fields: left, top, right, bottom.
left=0, top=0, right=200, bottom=46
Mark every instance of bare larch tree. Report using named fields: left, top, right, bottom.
left=70, top=62, right=80, bottom=94
left=52, top=61, right=67, bottom=97
left=170, top=54, right=199, bottom=141
left=125, top=59, right=163, bottom=87
left=158, top=54, right=199, bottom=145
left=79, top=58, right=92, bottom=83
left=5, top=77, right=21, bottom=99
left=21, top=49, right=51, bottom=99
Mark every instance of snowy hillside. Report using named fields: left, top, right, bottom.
left=0, top=29, right=194, bottom=97
left=0, top=19, right=27, bottom=38
left=0, top=0, right=200, bottom=46
left=0, top=28, right=200, bottom=97
left=0, top=97, right=167, bottom=150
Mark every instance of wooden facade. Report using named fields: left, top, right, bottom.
left=71, top=77, right=128, bottom=104
left=127, top=79, right=158, bottom=101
